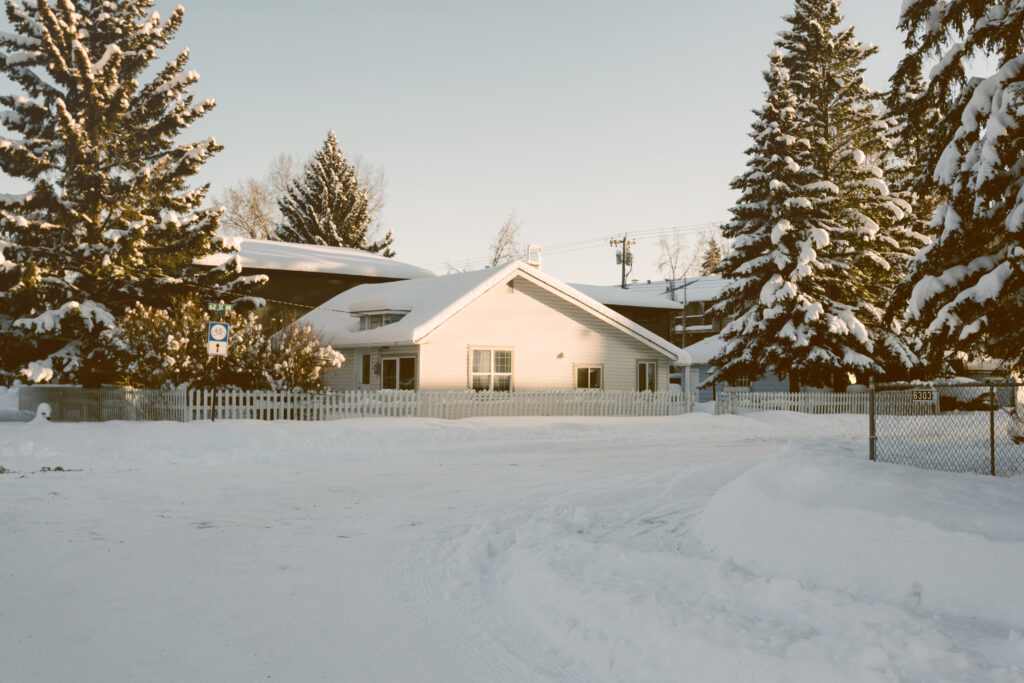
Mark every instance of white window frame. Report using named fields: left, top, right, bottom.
left=469, top=347, right=514, bottom=392
left=381, top=355, right=416, bottom=391
left=637, top=360, right=658, bottom=392
left=728, top=375, right=752, bottom=390
left=358, top=312, right=407, bottom=331
left=574, top=364, right=603, bottom=390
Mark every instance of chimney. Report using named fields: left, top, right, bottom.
left=526, top=244, right=543, bottom=269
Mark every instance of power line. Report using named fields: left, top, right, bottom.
left=419, top=220, right=727, bottom=271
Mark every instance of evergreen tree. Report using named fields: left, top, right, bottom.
left=277, top=131, right=395, bottom=256
left=777, top=0, right=922, bottom=378
left=712, top=1, right=921, bottom=390
left=711, top=52, right=863, bottom=389
left=892, top=1, right=1024, bottom=372
left=699, top=237, right=724, bottom=275
left=0, top=0, right=256, bottom=385
left=884, top=58, right=943, bottom=245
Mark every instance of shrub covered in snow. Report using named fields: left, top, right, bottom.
left=79, top=298, right=343, bottom=390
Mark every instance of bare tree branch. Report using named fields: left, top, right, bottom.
left=488, top=211, right=522, bottom=267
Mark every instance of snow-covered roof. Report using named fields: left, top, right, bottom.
left=680, top=334, right=725, bottom=365
left=611, top=276, right=730, bottom=304
left=196, top=238, right=435, bottom=280
left=569, top=284, right=685, bottom=310
left=296, top=262, right=689, bottom=364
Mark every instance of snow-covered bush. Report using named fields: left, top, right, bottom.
left=80, top=298, right=342, bottom=390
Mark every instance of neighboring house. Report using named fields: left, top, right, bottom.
left=682, top=335, right=788, bottom=402
left=609, top=276, right=730, bottom=349
left=197, top=239, right=434, bottom=328
left=569, top=284, right=685, bottom=345
left=295, top=261, right=689, bottom=393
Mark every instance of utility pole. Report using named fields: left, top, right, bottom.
left=609, top=234, right=635, bottom=289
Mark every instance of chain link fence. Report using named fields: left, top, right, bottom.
left=870, top=382, right=1024, bottom=476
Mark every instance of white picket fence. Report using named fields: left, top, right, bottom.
left=714, top=389, right=944, bottom=416
left=715, top=391, right=872, bottom=416
left=188, top=388, right=691, bottom=421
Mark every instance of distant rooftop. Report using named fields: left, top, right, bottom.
left=197, top=238, right=435, bottom=280
left=569, top=283, right=685, bottom=310
left=573, top=276, right=728, bottom=306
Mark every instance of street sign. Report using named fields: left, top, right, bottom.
left=207, top=302, right=234, bottom=312
left=208, top=322, right=230, bottom=356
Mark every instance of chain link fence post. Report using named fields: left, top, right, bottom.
left=990, top=384, right=996, bottom=476
left=869, top=377, right=876, bottom=462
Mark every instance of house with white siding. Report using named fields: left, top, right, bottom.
left=295, top=261, right=689, bottom=393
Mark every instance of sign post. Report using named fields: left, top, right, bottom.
left=206, top=303, right=233, bottom=421
left=208, top=321, right=230, bottom=356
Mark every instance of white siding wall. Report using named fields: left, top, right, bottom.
left=324, top=346, right=419, bottom=392
left=418, top=276, right=671, bottom=391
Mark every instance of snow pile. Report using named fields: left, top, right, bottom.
left=0, top=384, right=18, bottom=410
left=694, top=442, right=1024, bottom=624
left=439, top=434, right=1024, bottom=681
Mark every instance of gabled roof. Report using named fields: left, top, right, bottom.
left=196, top=238, right=435, bottom=280
left=295, top=262, right=690, bottom=364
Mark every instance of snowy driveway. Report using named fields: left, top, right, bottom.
left=2, top=413, right=1022, bottom=681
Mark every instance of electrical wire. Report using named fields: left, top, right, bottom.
left=418, top=220, right=727, bottom=271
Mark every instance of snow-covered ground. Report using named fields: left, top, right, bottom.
left=2, top=412, right=1022, bottom=682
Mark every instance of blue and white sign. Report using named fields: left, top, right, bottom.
left=207, top=322, right=230, bottom=356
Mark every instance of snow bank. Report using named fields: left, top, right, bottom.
left=439, top=432, right=1024, bottom=681
left=695, top=440, right=1024, bottom=625
left=0, top=384, right=17, bottom=410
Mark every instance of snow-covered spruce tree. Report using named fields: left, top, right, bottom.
left=0, top=0, right=259, bottom=386
left=276, top=131, right=395, bottom=256
left=892, top=1, right=1024, bottom=372
left=771, top=0, right=920, bottom=384
left=711, top=52, right=866, bottom=390
left=885, top=57, right=944, bottom=245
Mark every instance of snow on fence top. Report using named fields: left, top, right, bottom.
left=196, top=238, right=435, bottom=280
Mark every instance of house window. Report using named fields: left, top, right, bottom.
left=358, top=312, right=407, bottom=331
left=575, top=365, right=603, bottom=389
left=637, top=360, right=657, bottom=392
left=471, top=348, right=513, bottom=392
left=361, top=354, right=371, bottom=385
left=729, top=376, right=751, bottom=389
left=381, top=356, right=415, bottom=390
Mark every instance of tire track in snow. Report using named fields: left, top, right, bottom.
left=382, top=514, right=592, bottom=682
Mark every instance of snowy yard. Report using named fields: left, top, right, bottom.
left=1, top=410, right=1023, bottom=682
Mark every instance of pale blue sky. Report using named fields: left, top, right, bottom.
left=4, top=0, right=906, bottom=284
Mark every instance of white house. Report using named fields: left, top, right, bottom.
left=295, top=261, right=689, bottom=393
